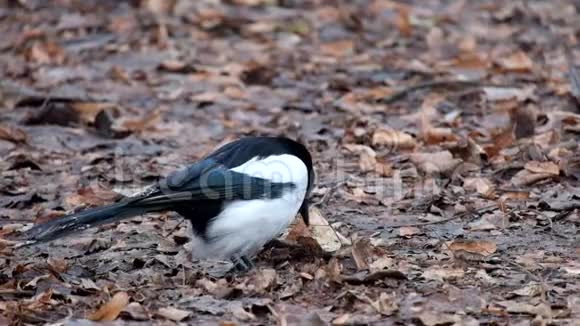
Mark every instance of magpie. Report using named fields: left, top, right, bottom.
left=22, top=136, right=314, bottom=271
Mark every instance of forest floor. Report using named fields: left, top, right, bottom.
left=1, top=0, right=579, bottom=325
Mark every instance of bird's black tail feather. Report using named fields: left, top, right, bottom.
left=22, top=200, right=163, bottom=246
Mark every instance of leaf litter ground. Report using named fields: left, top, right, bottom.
left=0, top=0, right=579, bottom=325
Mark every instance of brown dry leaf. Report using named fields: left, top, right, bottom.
left=483, top=86, right=534, bottom=102
left=0, top=124, right=27, bottom=143
left=47, top=257, right=67, bottom=273
left=422, top=126, right=457, bottom=145
left=420, top=105, right=457, bottom=145
left=122, top=302, right=149, bottom=321
left=467, top=216, right=498, bottom=231
left=141, top=0, right=176, bottom=15
left=156, top=307, right=191, bottom=322
left=230, top=303, right=256, bottom=321
left=110, top=66, right=131, bottom=84
left=447, top=239, right=497, bottom=257
left=511, top=283, right=544, bottom=297
left=394, top=6, right=411, bottom=37
left=347, top=187, right=380, bottom=205
left=120, top=109, right=162, bottom=132
left=372, top=129, right=416, bottom=150
left=463, top=177, right=496, bottom=198
left=496, top=301, right=551, bottom=317
left=370, top=292, right=398, bottom=316
left=422, top=266, right=465, bottom=282
left=510, top=106, right=536, bottom=139
left=320, top=40, right=354, bottom=57
left=89, top=292, right=130, bottom=321
left=308, top=207, right=346, bottom=252
left=409, top=151, right=462, bottom=175
left=359, top=148, right=377, bottom=173
left=351, top=239, right=371, bottom=270
left=326, top=257, right=342, bottom=283
left=524, top=161, right=560, bottom=176
left=64, top=187, right=119, bottom=210
left=496, top=50, right=534, bottom=73
left=71, top=102, right=116, bottom=124
left=446, top=137, right=487, bottom=165
left=332, top=314, right=351, bottom=325
left=26, top=41, right=65, bottom=64
left=253, top=268, right=277, bottom=294
left=511, top=169, right=553, bottom=187
left=158, top=60, right=196, bottom=73
left=398, top=226, right=422, bottom=238
left=375, top=160, right=393, bottom=177
left=418, top=311, right=458, bottom=326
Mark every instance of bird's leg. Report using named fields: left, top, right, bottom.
left=231, top=255, right=254, bottom=273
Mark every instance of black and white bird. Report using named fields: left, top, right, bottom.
left=23, top=136, right=314, bottom=271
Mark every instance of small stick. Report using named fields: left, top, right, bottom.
left=378, top=80, right=513, bottom=104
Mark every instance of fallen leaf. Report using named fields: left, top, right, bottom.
left=70, top=102, right=116, bottom=124
left=463, top=177, right=496, bottom=198
left=64, top=187, right=119, bottom=210
left=0, top=124, right=27, bottom=143
left=122, top=302, right=150, bottom=321
left=511, top=283, right=544, bottom=297
left=120, top=109, right=162, bottom=133
left=467, top=217, right=497, bottom=231
left=421, top=106, right=458, bottom=145
left=410, top=151, right=462, bottom=175
left=394, top=6, right=411, bottom=37
left=47, top=257, right=67, bottom=273
left=308, top=207, right=346, bottom=252
left=351, top=239, right=371, bottom=270
left=332, top=314, right=351, bottom=325
left=511, top=106, right=536, bottom=139
left=158, top=60, right=196, bottom=73
left=252, top=268, right=277, bottom=294
left=483, top=86, right=534, bottom=102
left=418, top=311, right=458, bottom=326
left=369, top=257, right=394, bottom=272
left=342, top=270, right=406, bottom=285
left=496, top=50, right=534, bottom=72
left=359, top=148, right=377, bottom=173
left=447, top=239, right=497, bottom=257
left=370, top=292, right=398, bottom=316
left=496, top=301, right=551, bottom=317
left=26, top=41, right=65, bottom=64
left=320, top=40, right=354, bottom=57
left=511, top=169, right=553, bottom=187
left=372, top=129, right=416, bottom=150
left=89, top=292, right=130, bottom=321
left=524, top=161, right=560, bottom=176
left=398, top=226, right=422, bottom=238
left=446, top=137, right=487, bottom=165
left=141, top=0, right=176, bottom=15
left=230, top=302, right=256, bottom=321
left=157, top=306, right=191, bottom=322
left=422, top=266, right=465, bottom=281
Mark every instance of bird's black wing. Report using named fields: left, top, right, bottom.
left=133, top=158, right=296, bottom=206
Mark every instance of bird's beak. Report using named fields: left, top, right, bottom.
left=299, top=199, right=310, bottom=226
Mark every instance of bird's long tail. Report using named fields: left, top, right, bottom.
left=21, top=200, right=162, bottom=246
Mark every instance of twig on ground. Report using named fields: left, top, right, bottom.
left=378, top=80, right=514, bottom=104
left=383, top=203, right=498, bottom=228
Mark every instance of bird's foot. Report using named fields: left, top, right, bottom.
left=231, top=255, right=255, bottom=274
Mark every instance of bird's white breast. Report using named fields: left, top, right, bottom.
left=191, top=154, right=308, bottom=259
